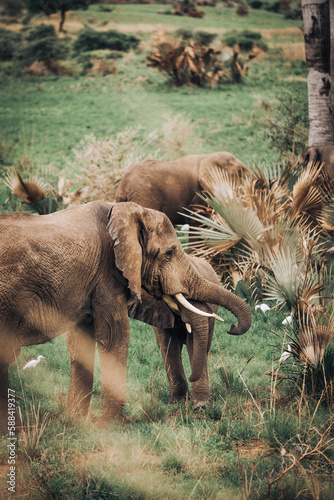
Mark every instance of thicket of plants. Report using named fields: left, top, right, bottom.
left=73, top=27, right=140, bottom=53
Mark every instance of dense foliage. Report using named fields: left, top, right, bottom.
left=73, top=27, right=140, bottom=53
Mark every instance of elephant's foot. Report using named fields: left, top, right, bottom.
left=169, top=389, right=190, bottom=405
left=193, top=397, right=212, bottom=409
left=93, top=412, right=129, bottom=428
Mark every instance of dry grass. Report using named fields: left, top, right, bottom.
left=278, top=42, right=305, bottom=61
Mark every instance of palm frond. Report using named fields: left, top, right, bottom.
left=3, top=167, right=48, bottom=206
left=293, top=309, right=334, bottom=365
left=203, top=193, right=268, bottom=246
left=290, top=161, right=334, bottom=230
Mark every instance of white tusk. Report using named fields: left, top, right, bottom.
left=186, top=323, right=192, bottom=333
left=174, top=293, right=224, bottom=322
left=162, top=294, right=180, bottom=312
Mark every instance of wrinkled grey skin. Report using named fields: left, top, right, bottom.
left=115, top=152, right=249, bottom=225
left=0, top=201, right=251, bottom=435
left=298, top=145, right=334, bottom=183
left=127, top=256, right=219, bottom=408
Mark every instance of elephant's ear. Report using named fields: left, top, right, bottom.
left=107, top=203, right=144, bottom=301
left=127, top=290, right=175, bottom=328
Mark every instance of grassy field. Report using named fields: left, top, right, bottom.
left=1, top=3, right=333, bottom=499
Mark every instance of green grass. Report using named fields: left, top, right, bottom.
left=2, top=308, right=333, bottom=498
left=0, top=4, right=332, bottom=499
left=79, top=4, right=303, bottom=32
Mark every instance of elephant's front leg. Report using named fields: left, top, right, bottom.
left=154, top=325, right=189, bottom=403
left=95, top=292, right=130, bottom=421
left=65, top=326, right=96, bottom=418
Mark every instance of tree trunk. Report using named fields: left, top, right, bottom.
left=330, top=0, right=334, bottom=80
left=302, top=0, right=334, bottom=146
left=59, top=7, right=66, bottom=32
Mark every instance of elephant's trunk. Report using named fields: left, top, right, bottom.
left=188, top=274, right=252, bottom=336
left=178, top=302, right=210, bottom=383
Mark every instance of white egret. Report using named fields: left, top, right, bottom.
left=282, top=315, right=293, bottom=325
left=255, top=304, right=270, bottom=313
left=23, top=355, right=46, bottom=370
left=279, top=344, right=291, bottom=363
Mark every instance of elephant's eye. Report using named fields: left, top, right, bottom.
left=164, top=248, right=175, bottom=260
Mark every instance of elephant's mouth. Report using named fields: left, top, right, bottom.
left=163, top=294, right=224, bottom=322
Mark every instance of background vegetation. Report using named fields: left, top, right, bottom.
left=0, top=2, right=333, bottom=499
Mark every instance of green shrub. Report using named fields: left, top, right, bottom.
left=73, top=28, right=140, bottom=53
left=174, top=29, right=216, bottom=46
left=235, top=2, right=249, bottom=16
left=248, top=0, right=263, bottom=9
left=175, top=28, right=194, bottom=40
left=263, top=0, right=281, bottom=12
left=196, top=31, right=217, bottom=46
left=223, top=29, right=267, bottom=52
left=16, top=25, right=69, bottom=67
left=281, top=0, right=302, bottom=19
left=1, top=0, right=24, bottom=17
left=0, top=28, right=22, bottom=61
left=265, top=89, right=308, bottom=156
left=161, top=453, right=186, bottom=474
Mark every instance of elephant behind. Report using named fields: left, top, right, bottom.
left=115, top=152, right=249, bottom=225
left=298, top=145, right=334, bottom=183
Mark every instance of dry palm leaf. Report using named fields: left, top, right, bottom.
left=3, top=167, right=48, bottom=206
left=293, top=309, right=334, bottom=365
left=290, top=161, right=334, bottom=230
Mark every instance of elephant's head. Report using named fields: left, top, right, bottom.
left=108, top=202, right=252, bottom=382
left=298, top=146, right=320, bottom=166
left=198, top=152, right=250, bottom=188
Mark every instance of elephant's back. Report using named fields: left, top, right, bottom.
left=115, top=159, right=199, bottom=223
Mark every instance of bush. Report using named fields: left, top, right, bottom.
left=265, top=89, right=308, bottom=156
left=73, top=28, right=140, bottom=53
left=0, top=28, right=22, bottom=61
left=175, top=28, right=194, bottom=41
left=1, top=0, right=24, bottom=17
left=235, top=1, right=249, bottom=16
left=262, top=0, right=281, bottom=12
left=174, top=29, right=216, bottom=46
left=147, top=37, right=225, bottom=87
left=281, top=0, right=302, bottom=19
left=248, top=0, right=263, bottom=8
left=196, top=31, right=217, bottom=46
left=16, top=25, right=69, bottom=68
left=223, top=30, right=267, bottom=52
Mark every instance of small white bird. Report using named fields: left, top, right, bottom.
left=255, top=303, right=270, bottom=313
left=23, top=355, right=46, bottom=370
left=282, top=315, right=293, bottom=325
left=279, top=344, right=291, bottom=363
left=181, top=224, right=190, bottom=232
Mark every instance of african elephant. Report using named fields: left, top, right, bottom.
left=0, top=201, right=251, bottom=435
left=115, top=152, right=249, bottom=225
left=298, top=145, right=334, bottom=183
left=127, top=256, right=220, bottom=408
